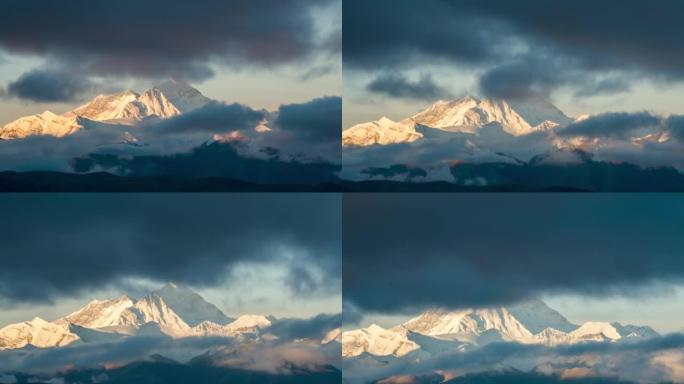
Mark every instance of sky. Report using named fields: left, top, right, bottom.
left=0, top=0, right=340, bottom=126
left=343, top=193, right=684, bottom=333
left=343, top=0, right=684, bottom=127
left=0, top=194, right=341, bottom=326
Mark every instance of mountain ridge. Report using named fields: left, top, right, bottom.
left=0, top=283, right=293, bottom=350
left=342, top=300, right=658, bottom=357
left=0, top=79, right=211, bottom=140
left=342, top=95, right=574, bottom=147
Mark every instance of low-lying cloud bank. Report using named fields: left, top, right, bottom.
left=345, top=334, right=684, bottom=384
left=0, top=314, right=341, bottom=376
left=342, top=111, right=684, bottom=189
left=0, top=96, right=341, bottom=186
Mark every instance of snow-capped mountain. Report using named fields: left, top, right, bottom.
left=0, top=283, right=306, bottom=351
left=342, top=116, right=421, bottom=147
left=507, top=298, right=577, bottom=333
left=401, top=307, right=534, bottom=342
left=0, top=317, right=79, bottom=350
left=342, top=300, right=658, bottom=357
left=0, top=110, right=82, bottom=139
left=153, top=282, right=232, bottom=327
left=342, top=324, right=419, bottom=357
left=0, top=79, right=211, bottom=140
left=342, top=96, right=573, bottom=147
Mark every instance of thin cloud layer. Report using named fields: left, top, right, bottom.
left=343, top=194, right=684, bottom=313
left=346, top=334, right=684, bottom=384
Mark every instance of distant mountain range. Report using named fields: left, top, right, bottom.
left=342, top=299, right=656, bottom=358
left=342, top=96, right=573, bottom=147
left=0, top=282, right=340, bottom=351
left=341, top=96, right=682, bottom=188
left=0, top=79, right=211, bottom=140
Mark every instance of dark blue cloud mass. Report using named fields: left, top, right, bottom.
left=4, top=69, right=95, bottom=102
left=344, top=0, right=684, bottom=100
left=343, top=194, right=684, bottom=313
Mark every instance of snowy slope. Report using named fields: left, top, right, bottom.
left=342, top=324, right=420, bottom=357
left=191, top=315, right=272, bottom=337
left=62, top=295, right=138, bottom=329
left=155, top=78, right=211, bottom=113
left=342, top=117, right=422, bottom=147
left=0, top=111, right=82, bottom=139
left=507, top=299, right=578, bottom=333
left=402, top=307, right=533, bottom=342
left=153, top=282, right=232, bottom=326
left=0, top=317, right=79, bottom=350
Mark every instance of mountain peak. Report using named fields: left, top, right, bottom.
left=29, top=316, right=49, bottom=325
left=152, top=283, right=231, bottom=327
left=152, top=78, right=210, bottom=113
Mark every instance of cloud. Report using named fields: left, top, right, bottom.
left=273, top=96, right=341, bottom=143
left=344, top=0, right=684, bottom=100
left=269, top=313, right=341, bottom=341
left=0, top=327, right=339, bottom=376
left=4, top=69, right=95, bottom=102
left=0, top=194, right=340, bottom=303
left=143, top=102, right=266, bottom=136
left=559, top=112, right=662, bottom=139
left=0, top=0, right=337, bottom=81
left=343, top=0, right=506, bottom=70
left=343, top=194, right=684, bottom=313
left=346, top=334, right=684, bottom=384
left=0, top=96, right=342, bottom=180
left=366, top=73, right=452, bottom=100
left=71, top=142, right=341, bottom=185
left=360, top=164, right=427, bottom=180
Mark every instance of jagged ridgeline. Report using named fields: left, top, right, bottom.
left=0, top=79, right=211, bottom=140
left=0, top=282, right=341, bottom=350
left=341, top=96, right=684, bottom=190
left=342, top=299, right=657, bottom=358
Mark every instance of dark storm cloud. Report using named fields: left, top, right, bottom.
left=143, top=102, right=266, bottom=135
left=0, top=0, right=335, bottom=81
left=343, top=0, right=507, bottom=71
left=4, top=69, right=94, bottom=102
left=559, top=112, right=662, bottom=139
left=270, top=313, right=341, bottom=340
left=0, top=194, right=340, bottom=303
left=344, top=0, right=684, bottom=99
left=273, top=96, right=341, bottom=143
left=366, top=73, right=452, bottom=100
left=343, top=194, right=684, bottom=313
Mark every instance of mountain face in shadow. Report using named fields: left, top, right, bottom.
left=333, top=159, right=684, bottom=192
